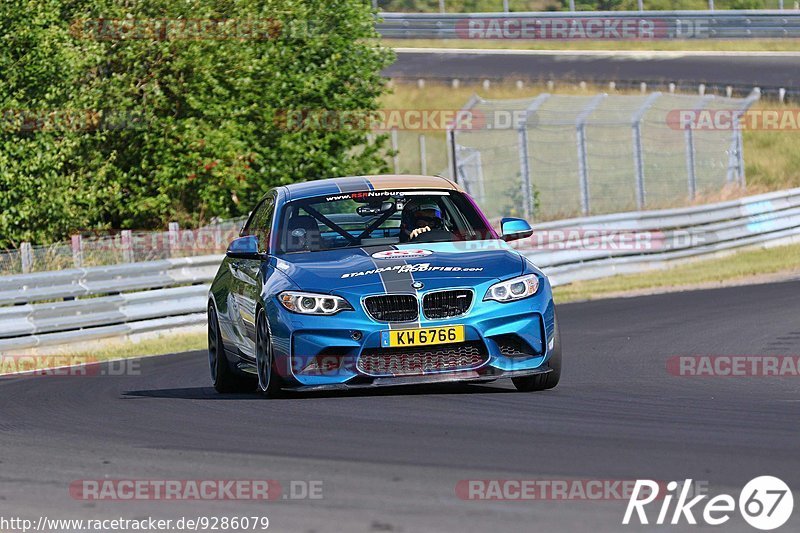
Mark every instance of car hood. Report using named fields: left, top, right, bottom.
left=273, top=240, right=525, bottom=294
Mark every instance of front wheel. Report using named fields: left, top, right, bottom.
left=208, top=303, right=256, bottom=393
left=256, top=310, right=283, bottom=398
left=512, top=313, right=562, bottom=392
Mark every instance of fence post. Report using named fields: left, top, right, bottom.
left=503, top=0, right=510, bottom=12
left=568, top=0, right=576, bottom=10
left=631, top=92, right=662, bottom=210
left=734, top=88, right=760, bottom=187
left=736, top=128, right=746, bottom=187
left=684, top=95, right=714, bottom=201
left=439, top=0, right=445, bottom=13
left=168, top=222, right=180, bottom=258
left=517, top=93, right=551, bottom=221
left=448, top=94, right=482, bottom=184
left=446, top=127, right=457, bottom=182
left=121, top=230, right=133, bottom=263
left=20, top=242, right=33, bottom=274
left=517, top=127, right=532, bottom=221
left=419, top=134, right=427, bottom=175
left=575, top=94, right=607, bottom=216
left=71, top=235, right=83, bottom=268
left=391, top=128, right=400, bottom=174
left=685, top=127, right=698, bottom=200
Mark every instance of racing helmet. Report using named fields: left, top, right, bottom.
left=402, top=200, right=443, bottom=231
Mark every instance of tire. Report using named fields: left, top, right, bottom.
left=208, top=303, right=256, bottom=393
left=512, top=313, right=562, bottom=392
left=256, top=310, right=283, bottom=398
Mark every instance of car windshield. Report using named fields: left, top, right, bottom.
left=277, top=189, right=493, bottom=253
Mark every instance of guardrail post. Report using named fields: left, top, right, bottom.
left=168, top=222, right=179, bottom=258
left=419, top=134, right=427, bottom=175
left=631, top=92, right=661, bottom=210
left=71, top=235, right=83, bottom=268
left=20, top=242, right=33, bottom=274
left=575, top=94, right=606, bottom=216
left=438, top=0, right=445, bottom=13
left=121, top=230, right=133, bottom=263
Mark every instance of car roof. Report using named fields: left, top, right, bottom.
left=280, top=175, right=463, bottom=202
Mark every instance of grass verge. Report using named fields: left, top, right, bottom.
left=0, top=331, right=206, bottom=375
left=553, top=241, right=800, bottom=303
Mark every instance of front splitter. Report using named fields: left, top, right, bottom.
left=288, top=366, right=552, bottom=392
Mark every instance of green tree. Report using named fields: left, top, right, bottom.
left=0, top=0, right=394, bottom=247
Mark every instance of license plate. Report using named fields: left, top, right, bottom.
left=381, top=325, right=465, bottom=348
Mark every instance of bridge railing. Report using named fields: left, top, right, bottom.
left=377, top=11, right=800, bottom=40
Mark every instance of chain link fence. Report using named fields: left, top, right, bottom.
left=449, top=90, right=759, bottom=221
left=0, top=217, right=246, bottom=276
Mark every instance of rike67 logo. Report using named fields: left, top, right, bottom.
left=624, top=477, right=794, bottom=530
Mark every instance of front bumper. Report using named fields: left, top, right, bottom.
left=265, top=283, right=556, bottom=389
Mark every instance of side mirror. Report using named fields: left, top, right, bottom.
left=226, top=235, right=262, bottom=259
left=500, top=218, right=533, bottom=242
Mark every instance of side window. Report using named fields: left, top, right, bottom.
left=242, top=196, right=275, bottom=252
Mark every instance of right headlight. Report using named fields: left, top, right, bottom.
left=483, top=274, right=539, bottom=303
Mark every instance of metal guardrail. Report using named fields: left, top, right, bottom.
left=0, top=256, right=220, bottom=351
left=377, top=11, right=800, bottom=39
left=1, top=187, right=799, bottom=351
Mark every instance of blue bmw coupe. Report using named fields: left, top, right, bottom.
left=208, top=175, right=560, bottom=396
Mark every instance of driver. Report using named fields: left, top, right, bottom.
left=402, top=201, right=445, bottom=241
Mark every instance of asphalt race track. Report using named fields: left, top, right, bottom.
left=1, top=280, right=799, bottom=532
left=385, top=48, right=800, bottom=96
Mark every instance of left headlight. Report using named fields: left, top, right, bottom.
left=484, top=274, right=540, bottom=303
left=278, top=291, right=353, bottom=315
